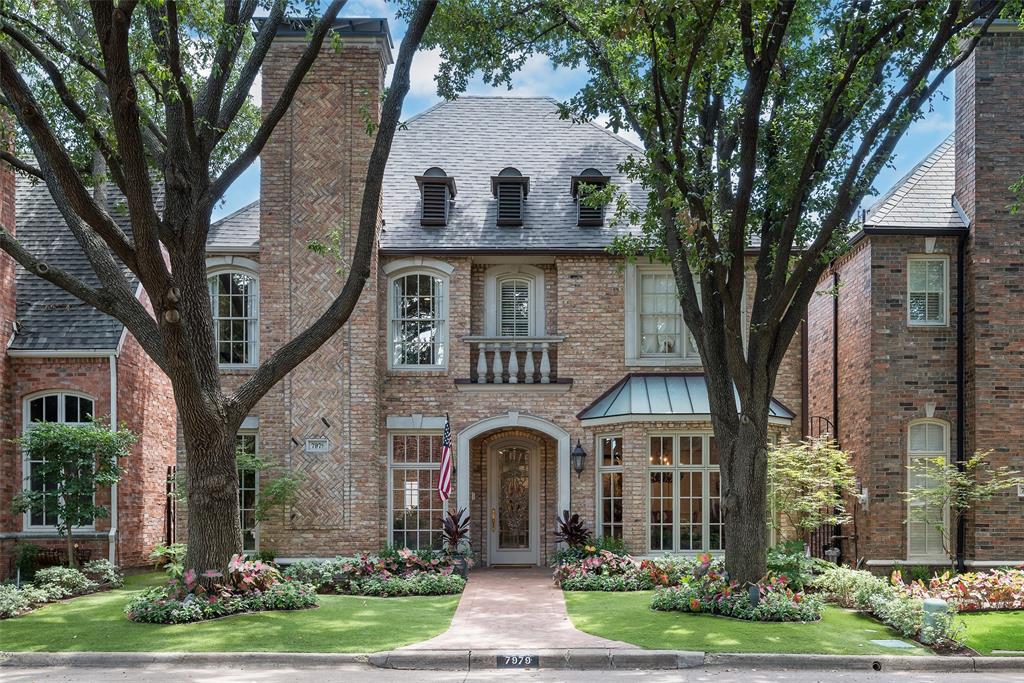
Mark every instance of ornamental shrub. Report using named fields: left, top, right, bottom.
left=282, top=549, right=457, bottom=594
left=82, top=559, right=124, bottom=587
left=651, top=571, right=822, bottom=622
left=892, top=568, right=1024, bottom=612
left=125, top=580, right=318, bottom=624
left=352, top=573, right=465, bottom=597
left=0, top=584, right=32, bottom=619
left=32, top=566, right=97, bottom=598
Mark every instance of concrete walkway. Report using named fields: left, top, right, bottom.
left=402, top=567, right=631, bottom=650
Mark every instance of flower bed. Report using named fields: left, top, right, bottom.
left=892, top=568, right=1024, bottom=612
left=555, top=549, right=723, bottom=591
left=1, top=561, right=123, bottom=619
left=125, top=554, right=318, bottom=625
left=283, top=548, right=465, bottom=596
left=810, top=565, right=962, bottom=647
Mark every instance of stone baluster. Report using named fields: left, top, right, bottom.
left=476, top=341, right=488, bottom=384
left=523, top=343, right=536, bottom=384
left=507, top=344, right=519, bottom=384
left=491, top=342, right=504, bottom=384
left=539, top=342, right=551, bottom=384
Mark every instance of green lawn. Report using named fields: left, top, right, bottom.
left=564, top=591, right=929, bottom=655
left=961, top=611, right=1024, bottom=656
left=0, top=572, right=460, bottom=653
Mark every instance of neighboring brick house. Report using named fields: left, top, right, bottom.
left=808, top=24, right=1024, bottom=569
left=0, top=171, right=177, bottom=579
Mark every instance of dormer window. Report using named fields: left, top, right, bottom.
left=416, top=167, right=456, bottom=226
left=571, top=168, right=611, bottom=227
left=491, top=167, right=530, bottom=226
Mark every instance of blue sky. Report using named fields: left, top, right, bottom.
left=215, top=1, right=955, bottom=221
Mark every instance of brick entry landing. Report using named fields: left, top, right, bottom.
left=402, top=567, right=630, bottom=650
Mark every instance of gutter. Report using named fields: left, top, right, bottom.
left=832, top=270, right=840, bottom=445
left=953, top=196, right=969, bottom=573
left=108, top=352, right=118, bottom=565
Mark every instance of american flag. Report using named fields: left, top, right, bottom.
left=438, top=414, right=453, bottom=504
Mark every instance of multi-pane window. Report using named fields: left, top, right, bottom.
left=208, top=270, right=259, bottom=366
left=24, top=393, right=94, bottom=528
left=235, top=432, right=258, bottom=553
left=637, top=268, right=699, bottom=359
left=597, top=436, right=623, bottom=540
left=907, top=421, right=948, bottom=560
left=499, top=278, right=531, bottom=337
left=648, top=434, right=722, bottom=553
left=389, top=433, right=445, bottom=550
left=908, top=257, right=947, bottom=325
left=390, top=272, right=446, bottom=368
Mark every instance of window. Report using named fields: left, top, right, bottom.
left=907, top=420, right=949, bottom=560
left=236, top=431, right=259, bottom=553
left=389, top=433, right=446, bottom=550
left=208, top=270, right=259, bottom=366
left=908, top=257, right=947, bottom=325
left=491, top=167, right=529, bottom=226
left=597, top=436, right=623, bottom=540
left=648, top=434, right=722, bottom=553
left=484, top=265, right=545, bottom=338
left=416, top=167, right=456, bottom=226
left=23, top=393, right=94, bottom=528
left=626, top=264, right=700, bottom=363
left=389, top=271, right=447, bottom=368
left=571, top=168, right=610, bottom=227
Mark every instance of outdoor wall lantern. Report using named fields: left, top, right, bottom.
left=571, top=438, right=588, bottom=478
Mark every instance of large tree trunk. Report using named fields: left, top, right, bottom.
left=717, top=413, right=771, bottom=585
left=180, top=414, right=241, bottom=574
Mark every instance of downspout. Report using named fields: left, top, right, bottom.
left=832, top=271, right=840, bottom=445
left=108, top=352, right=118, bottom=565
left=800, top=306, right=809, bottom=438
left=955, top=232, right=966, bottom=573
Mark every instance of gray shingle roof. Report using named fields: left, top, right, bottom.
left=208, top=200, right=259, bottom=251
left=864, top=134, right=963, bottom=231
left=577, top=373, right=796, bottom=423
left=10, top=176, right=141, bottom=351
left=380, top=96, right=646, bottom=252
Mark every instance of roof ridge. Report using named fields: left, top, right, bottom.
left=867, top=133, right=954, bottom=225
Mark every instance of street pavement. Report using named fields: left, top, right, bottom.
left=1, top=665, right=1022, bottom=682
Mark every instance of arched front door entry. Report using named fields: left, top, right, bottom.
left=487, top=440, right=540, bottom=565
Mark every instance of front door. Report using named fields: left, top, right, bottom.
left=488, top=442, right=539, bottom=565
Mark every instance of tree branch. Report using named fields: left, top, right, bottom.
left=0, top=152, right=43, bottom=179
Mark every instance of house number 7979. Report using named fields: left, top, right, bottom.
left=497, top=654, right=537, bottom=668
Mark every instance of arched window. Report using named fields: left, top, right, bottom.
left=387, top=263, right=450, bottom=369
left=907, top=419, right=950, bottom=561
left=484, top=265, right=545, bottom=337
left=23, top=392, right=95, bottom=528
left=207, top=269, right=259, bottom=367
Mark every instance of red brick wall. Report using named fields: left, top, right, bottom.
left=955, top=28, right=1024, bottom=561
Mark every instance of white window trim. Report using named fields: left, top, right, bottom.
left=207, top=264, right=260, bottom=369
left=386, top=265, right=451, bottom=371
left=595, top=434, right=624, bottom=541
left=646, top=431, right=722, bottom=555
left=21, top=391, right=97, bottom=533
left=906, top=255, right=949, bottom=327
left=906, top=418, right=951, bottom=563
left=483, top=264, right=545, bottom=337
left=236, top=429, right=260, bottom=554
left=624, top=262, right=701, bottom=366
left=386, top=429, right=444, bottom=550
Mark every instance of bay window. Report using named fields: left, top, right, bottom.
left=648, top=433, right=722, bottom=553
left=596, top=436, right=623, bottom=540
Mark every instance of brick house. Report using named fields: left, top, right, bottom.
left=808, top=24, right=1024, bottom=569
left=3, top=18, right=1020, bottom=574
left=0, top=169, right=177, bottom=578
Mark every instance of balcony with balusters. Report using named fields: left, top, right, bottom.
left=455, top=336, right=572, bottom=392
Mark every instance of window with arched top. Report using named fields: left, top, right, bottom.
left=22, top=392, right=95, bottom=529
left=386, top=262, right=451, bottom=370
left=207, top=269, right=259, bottom=367
left=907, top=419, right=950, bottom=561
left=416, top=167, right=456, bottom=226
left=491, top=167, right=530, bottom=226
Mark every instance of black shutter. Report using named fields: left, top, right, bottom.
left=577, top=201, right=605, bottom=227
left=420, top=183, right=449, bottom=225
left=496, top=183, right=523, bottom=226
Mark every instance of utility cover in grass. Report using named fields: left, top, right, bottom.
left=869, top=639, right=916, bottom=649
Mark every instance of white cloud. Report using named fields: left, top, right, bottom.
left=594, top=113, right=644, bottom=149
left=407, top=47, right=443, bottom=97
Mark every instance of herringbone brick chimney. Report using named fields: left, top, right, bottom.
left=257, top=20, right=392, bottom=554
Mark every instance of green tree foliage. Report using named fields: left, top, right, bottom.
left=904, top=451, right=1024, bottom=569
left=414, top=0, right=1006, bottom=582
left=767, top=437, right=857, bottom=544
left=12, top=420, right=137, bottom=567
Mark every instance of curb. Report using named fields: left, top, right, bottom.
left=2, top=650, right=1023, bottom=672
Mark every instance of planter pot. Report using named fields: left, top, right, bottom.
left=453, top=556, right=470, bottom=579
